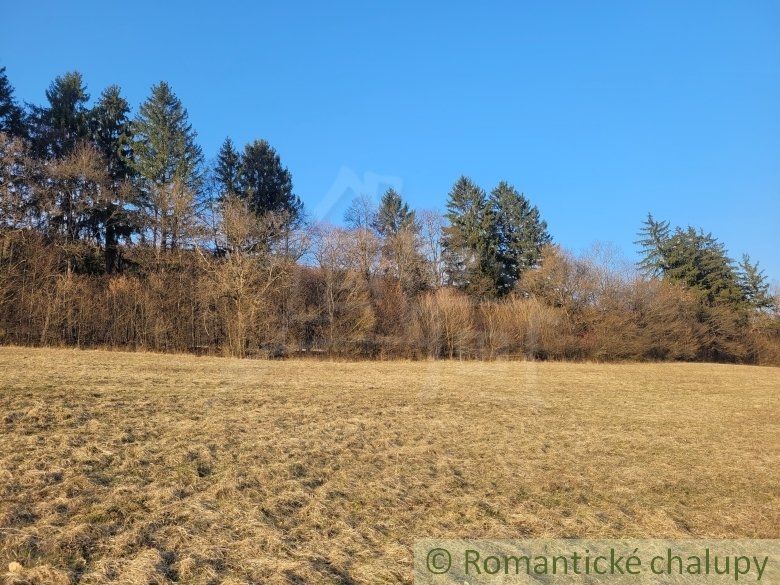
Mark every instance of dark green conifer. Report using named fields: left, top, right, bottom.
left=215, top=137, right=242, bottom=201
left=373, top=187, right=415, bottom=237
left=0, top=66, right=26, bottom=137
left=90, top=85, right=136, bottom=271
left=29, top=71, right=89, bottom=158
left=489, top=181, right=550, bottom=293
left=442, top=176, right=500, bottom=297
left=238, top=139, right=301, bottom=225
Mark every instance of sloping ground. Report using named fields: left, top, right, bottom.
left=0, top=347, right=777, bottom=584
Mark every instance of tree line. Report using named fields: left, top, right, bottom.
left=1, top=68, right=778, bottom=363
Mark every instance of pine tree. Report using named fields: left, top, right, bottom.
left=442, top=176, right=500, bottom=297
left=665, top=227, right=742, bottom=306
left=373, top=188, right=415, bottom=236
left=238, top=139, right=301, bottom=225
left=738, top=254, right=773, bottom=310
left=91, top=85, right=133, bottom=185
left=370, top=189, right=426, bottom=292
left=89, top=85, right=136, bottom=271
left=489, top=181, right=550, bottom=293
left=0, top=67, right=26, bottom=138
left=637, top=215, right=743, bottom=307
left=29, top=71, right=90, bottom=159
left=636, top=213, right=671, bottom=276
left=0, top=67, right=30, bottom=228
left=132, top=81, right=203, bottom=249
left=26, top=72, right=92, bottom=248
left=215, top=137, right=241, bottom=201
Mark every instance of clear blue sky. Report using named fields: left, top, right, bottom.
left=3, top=1, right=778, bottom=280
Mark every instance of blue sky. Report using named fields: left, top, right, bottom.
left=3, top=1, right=778, bottom=280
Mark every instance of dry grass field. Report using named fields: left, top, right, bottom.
left=0, top=347, right=778, bottom=584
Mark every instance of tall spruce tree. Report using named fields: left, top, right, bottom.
left=442, top=176, right=500, bottom=297
left=132, top=81, right=203, bottom=248
left=370, top=188, right=427, bottom=292
left=215, top=137, right=241, bottom=201
left=373, top=187, right=415, bottom=236
left=489, top=181, right=550, bottom=293
left=666, top=227, right=743, bottom=306
left=738, top=254, right=773, bottom=310
left=90, top=85, right=136, bottom=271
left=0, top=67, right=26, bottom=138
left=26, top=72, right=93, bottom=247
left=91, top=86, right=133, bottom=185
left=637, top=215, right=743, bottom=306
left=238, top=139, right=301, bottom=225
left=29, top=71, right=90, bottom=159
left=636, top=213, right=671, bottom=276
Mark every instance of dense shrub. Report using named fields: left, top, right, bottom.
left=1, top=231, right=778, bottom=364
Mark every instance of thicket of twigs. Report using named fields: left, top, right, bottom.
left=1, top=228, right=778, bottom=365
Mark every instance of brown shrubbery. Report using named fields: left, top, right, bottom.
left=1, top=229, right=777, bottom=364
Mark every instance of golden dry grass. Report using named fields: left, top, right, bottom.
left=0, top=347, right=778, bottom=584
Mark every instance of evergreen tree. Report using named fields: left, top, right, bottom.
left=25, top=72, right=93, bottom=247
left=0, top=67, right=26, bottom=137
left=29, top=71, right=90, bottom=159
left=370, top=189, right=427, bottom=292
left=738, top=254, right=773, bottom=310
left=489, top=181, right=550, bottom=293
left=91, top=85, right=133, bottom=185
left=238, top=139, right=301, bottom=224
left=132, top=82, right=203, bottom=248
left=89, top=85, right=136, bottom=271
left=637, top=214, right=743, bottom=306
left=215, top=137, right=241, bottom=201
left=636, top=213, right=671, bottom=276
left=442, top=176, right=500, bottom=297
left=663, top=227, right=742, bottom=306
left=373, top=187, right=415, bottom=236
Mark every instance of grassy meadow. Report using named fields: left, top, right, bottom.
left=1, top=347, right=778, bottom=584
